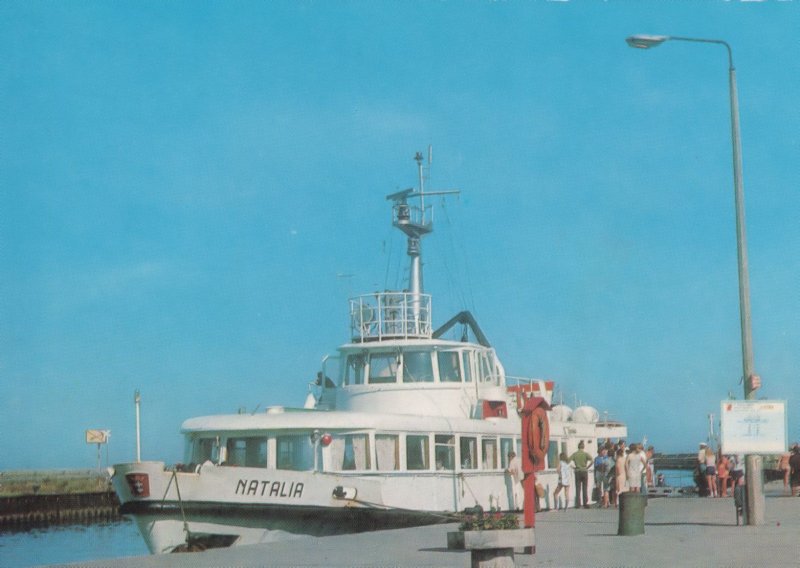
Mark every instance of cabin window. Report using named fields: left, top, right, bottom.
left=460, top=436, right=478, bottom=469
left=375, top=434, right=399, bottom=471
left=403, top=351, right=434, bottom=383
left=330, top=434, right=371, bottom=471
left=435, top=435, right=455, bottom=470
left=500, top=438, right=515, bottom=468
left=437, top=351, right=462, bottom=382
left=225, top=437, right=267, bottom=467
left=482, top=438, right=498, bottom=469
left=192, top=437, right=219, bottom=464
left=406, top=434, right=430, bottom=470
left=276, top=435, right=312, bottom=471
left=344, top=354, right=366, bottom=385
left=547, top=440, right=559, bottom=470
left=369, top=353, right=399, bottom=384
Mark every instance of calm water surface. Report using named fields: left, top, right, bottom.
left=0, top=519, right=148, bottom=568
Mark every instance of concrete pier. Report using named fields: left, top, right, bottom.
left=48, top=482, right=798, bottom=567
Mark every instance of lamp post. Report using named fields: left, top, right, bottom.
left=626, top=34, right=763, bottom=525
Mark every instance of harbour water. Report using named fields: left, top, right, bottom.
left=0, top=519, right=147, bottom=568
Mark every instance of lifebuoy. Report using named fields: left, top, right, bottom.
left=528, top=406, right=550, bottom=471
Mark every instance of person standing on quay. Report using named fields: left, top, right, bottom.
left=717, top=453, right=730, bottom=497
left=552, top=452, right=572, bottom=510
left=614, top=448, right=627, bottom=507
left=789, top=444, right=800, bottom=497
left=625, top=444, right=648, bottom=493
left=777, top=449, right=791, bottom=495
left=505, top=451, right=523, bottom=511
left=593, top=446, right=612, bottom=508
left=569, top=441, right=592, bottom=508
left=704, top=446, right=718, bottom=498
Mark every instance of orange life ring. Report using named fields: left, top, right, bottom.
left=528, top=406, right=550, bottom=471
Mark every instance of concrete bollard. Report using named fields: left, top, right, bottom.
left=617, top=492, right=647, bottom=536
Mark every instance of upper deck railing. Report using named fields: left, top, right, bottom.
left=349, top=292, right=432, bottom=342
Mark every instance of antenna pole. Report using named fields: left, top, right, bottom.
left=135, top=390, right=141, bottom=462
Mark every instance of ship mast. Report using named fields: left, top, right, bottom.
left=386, top=148, right=459, bottom=318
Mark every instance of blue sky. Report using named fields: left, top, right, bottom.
left=2, top=1, right=798, bottom=469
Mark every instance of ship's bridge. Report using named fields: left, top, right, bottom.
left=319, top=335, right=511, bottom=419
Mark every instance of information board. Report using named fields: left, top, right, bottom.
left=85, top=429, right=110, bottom=444
left=720, top=400, right=787, bottom=454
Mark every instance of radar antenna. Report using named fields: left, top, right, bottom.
left=386, top=148, right=459, bottom=317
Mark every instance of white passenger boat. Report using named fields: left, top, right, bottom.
left=111, top=150, right=627, bottom=554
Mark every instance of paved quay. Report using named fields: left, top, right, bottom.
left=52, top=482, right=798, bottom=568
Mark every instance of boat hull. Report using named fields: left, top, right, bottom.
left=112, top=461, right=456, bottom=553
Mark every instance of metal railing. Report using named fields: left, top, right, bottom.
left=349, top=292, right=432, bottom=342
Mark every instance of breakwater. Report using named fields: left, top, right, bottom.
left=0, top=470, right=121, bottom=529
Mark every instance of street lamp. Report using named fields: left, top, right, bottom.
left=626, top=34, right=763, bottom=525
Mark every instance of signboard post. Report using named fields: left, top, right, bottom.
left=85, top=429, right=111, bottom=469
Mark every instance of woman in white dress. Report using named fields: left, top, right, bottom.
left=625, top=444, right=648, bottom=493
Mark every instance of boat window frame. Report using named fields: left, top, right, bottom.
left=190, top=435, right=220, bottom=465
left=374, top=433, right=400, bottom=471
left=500, top=437, right=515, bottom=469
left=463, top=350, right=474, bottom=383
left=434, top=434, right=456, bottom=470
left=402, top=350, right=435, bottom=383
left=367, top=351, right=400, bottom=384
left=481, top=437, right=499, bottom=470
left=405, top=433, right=431, bottom=471
left=343, top=352, right=366, bottom=386
left=436, top=350, right=462, bottom=383
left=329, top=432, right=372, bottom=471
left=459, top=436, right=478, bottom=470
left=224, top=436, right=268, bottom=468
left=275, top=433, right=315, bottom=471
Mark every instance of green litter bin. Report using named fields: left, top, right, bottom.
left=618, top=492, right=647, bottom=536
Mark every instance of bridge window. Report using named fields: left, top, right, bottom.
left=479, top=353, right=494, bottom=383
left=437, top=351, right=462, bottom=382
left=463, top=352, right=474, bottom=383
left=344, top=354, right=365, bottom=385
left=403, top=351, right=434, bottom=383
left=406, top=434, right=430, bottom=470
left=225, top=437, right=267, bottom=467
left=375, top=434, right=399, bottom=471
left=435, top=435, right=455, bottom=470
left=369, top=353, right=399, bottom=384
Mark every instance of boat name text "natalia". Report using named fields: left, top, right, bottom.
left=235, top=479, right=305, bottom=498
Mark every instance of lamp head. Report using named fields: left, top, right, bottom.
left=626, top=35, right=669, bottom=49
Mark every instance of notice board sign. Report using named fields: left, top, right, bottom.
left=85, top=429, right=110, bottom=444
left=720, top=400, right=787, bottom=454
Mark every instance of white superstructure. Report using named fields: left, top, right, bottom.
left=111, top=150, right=627, bottom=554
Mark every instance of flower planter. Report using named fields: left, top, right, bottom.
left=447, top=528, right=535, bottom=568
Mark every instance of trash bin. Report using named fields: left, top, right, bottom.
left=618, top=492, right=647, bottom=536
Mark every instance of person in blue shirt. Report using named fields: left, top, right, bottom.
left=593, top=445, right=612, bottom=508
